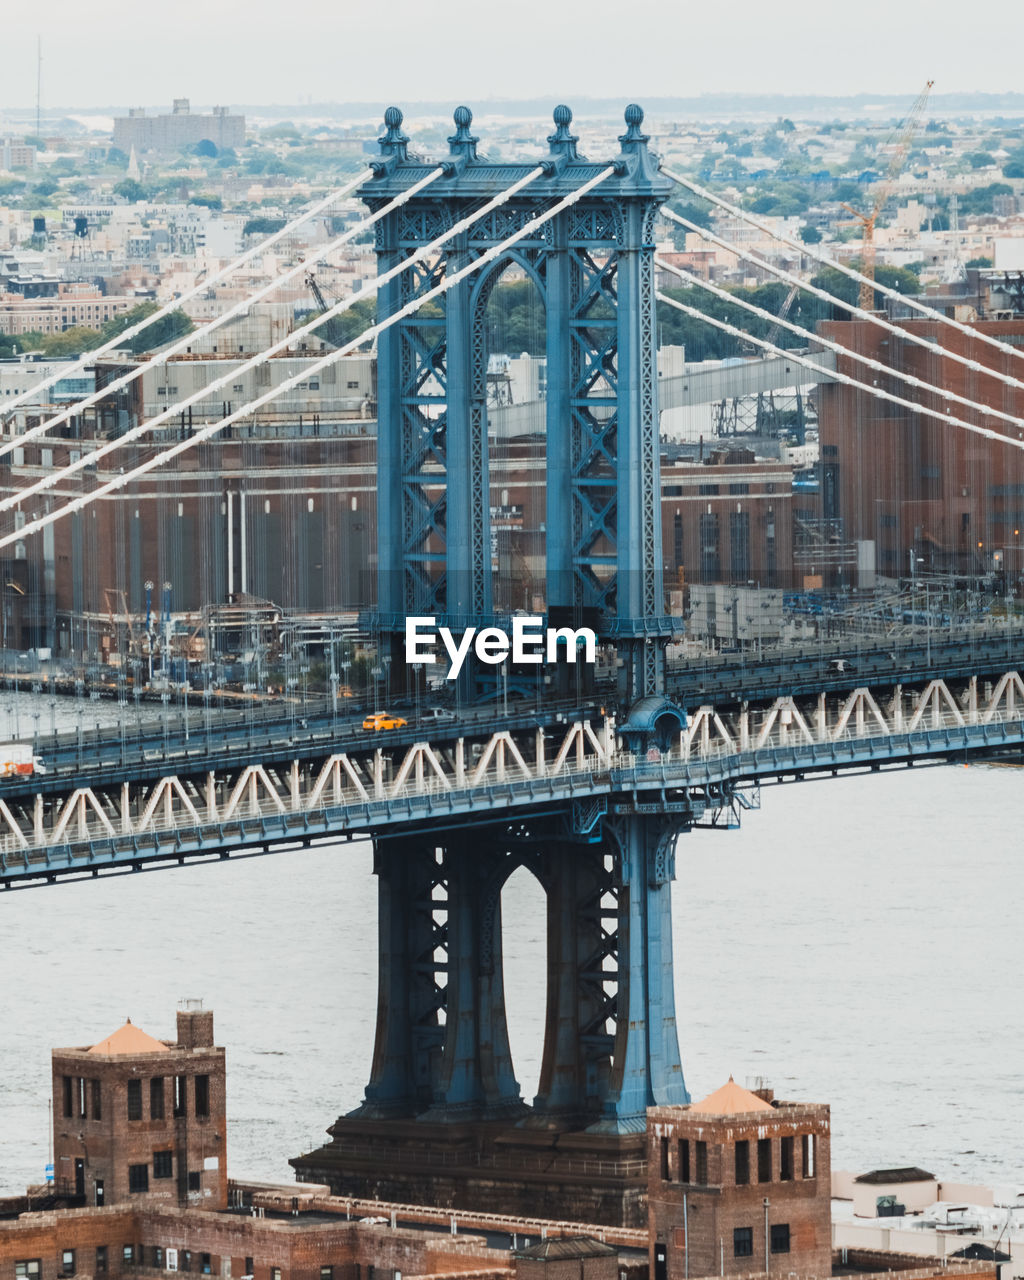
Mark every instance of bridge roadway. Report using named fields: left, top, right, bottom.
left=12, top=622, right=1023, bottom=791
left=1, top=635, right=1023, bottom=886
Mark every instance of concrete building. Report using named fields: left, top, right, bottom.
left=51, top=1003, right=227, bottom=1210
left=113, top=101, right=244, bottom=155
left=648, top=1078, right=832, bottom=1280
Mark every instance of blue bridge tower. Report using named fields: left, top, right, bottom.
left=292, top=104, right=691, bottom=1225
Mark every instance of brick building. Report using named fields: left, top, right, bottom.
left=0, top=288, right=137, bottom=337
left=647, top=1079, right=831, bottom=1280
left=816, top=317, right=1024, bottom=584
left=51, top=1003, right=227, bottom=1211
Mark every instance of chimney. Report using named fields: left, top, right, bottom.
left=177, top=999, right=214, bottom=1049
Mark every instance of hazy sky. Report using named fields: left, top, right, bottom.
left=4, top=0, right=1023, bottom=111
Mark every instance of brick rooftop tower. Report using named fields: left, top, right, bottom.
left=51, top=1001, right=226, bottom=1210
left=648, top=1078, right=831, bottom=1280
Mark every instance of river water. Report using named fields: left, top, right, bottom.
left=0, top=691, right=1020, bottom=1197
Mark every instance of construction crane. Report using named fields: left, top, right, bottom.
left=841, top=79, right=934, bottom=310
left=303, top=268, right=347, bottom=349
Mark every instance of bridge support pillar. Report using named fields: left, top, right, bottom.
left=352, top=838, right=446, bottom=1117
left=420, top=838, right=523, bottom=1121
left=589, top=813, right=689, bottom=1132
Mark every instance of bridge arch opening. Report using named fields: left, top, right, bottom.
left=476, top=257, right=547, bottom=615
left=499, top=861, right=547, bottom=1105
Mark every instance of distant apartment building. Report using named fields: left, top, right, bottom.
left=0, top=137, right=36, bottom=170
left=0, top=285, right=137, bottom=336
left=113, top=99, right=245, bottom=154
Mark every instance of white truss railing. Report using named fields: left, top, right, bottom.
left=0, top=673, right=1022, bottom=866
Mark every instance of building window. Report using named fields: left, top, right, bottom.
left=153, top=1150, right=173, bottom=1179
left=150, top=1077, right=165, bottom=1120
left=802, top=1133, right=816, bottom=1178
left=781, top=1135, right=794, bottom=1181
left=733, top=1229, right=753, bottom=1259
left=174, top=1076, right=187, bottom=1117
left=60, top=1252, right=75, bottom=1276
left=127, top=1079, right=143, bottom=1121
left=660, top=1137, right=670, bottom=1181
left=735, top=1140, right=750, bottom=1185
left=758, top=1137, right=772, bottom=1182
left=729, top=483, right=749, bottom=495
left=181, top=1252, right=192, bottom=1273
left=167, top=1250, right=179, bottom=1273
left=188, top=1171, right=201, bottom=1192
left=122, top=1247, right=135, bottom=1265
left=244, top=1261, right=253, bottom=1278
left=195, top=1074, right=210, bottom=1117
left=730, top=510, right=750, bottom=582
left=91, top=1080, right=102, bottom=1121
left=677, top=1139, right=690, bottom=1183
left=320, top=1270, right=333, bottom=1280
left=95, top=1248, right=107, bottom=1274
left=128, top=1164, right=149, bottom=1193
left=698, top=483, right=719, bottom=496
left=62, top=1077, right=73, bottom=1118
left=201, top=1256, right=212, bottom=1276
left=695, top=1140, right=708, bottom=1186
left=700, top=512, right=720, bottom=581
left=770, top=1224, right=790, bottom=1254
left=153, top=1249, right=164, bottom=1269
left=270, top=1270, right=281, bottom=1280
left=16, top=1264, right=41, bottom=1280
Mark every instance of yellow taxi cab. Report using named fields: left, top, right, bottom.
left=362, top=711, right=408, bottom=731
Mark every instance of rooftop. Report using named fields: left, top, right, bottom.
left=86, top=1019, right=169, bottom=1056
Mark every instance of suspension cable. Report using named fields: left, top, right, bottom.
left=0, top=168, right=373, bottom=419
left=0, top=168, right=445, bottom=460
left=661, top=204, right=1024, bottom=403
left=655, top=286, right=1024, bottom=454
left=655, top=254, right=1024, bottom=438
left=0, top=166, right=613, bottom=548
left=661, top=164, right=1024, bottom=369
left=0, top=163, right=533, bottom=514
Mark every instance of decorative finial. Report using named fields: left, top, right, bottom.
left=448, top=105, right=478, bottom=161
left=378, top=106, right=409, bottom=161
left=547, top=104, right=579, bottom=161
left=619, top=103, right=649, bottom=149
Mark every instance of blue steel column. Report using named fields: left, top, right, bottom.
left=371, top=109, right=409, bottom=629
left=544, top=108, right=578, bottom=614
left=590, top=815, right=689, bottom=1133
left=443, top=109, right=492, bottom=626
left=614, top=106, right=669, bottom=700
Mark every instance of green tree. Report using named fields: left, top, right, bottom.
left=799, top=225, right=823, bottom=244
left=966, top=256, right=993, bottom=268
left=967, top=151, right=995, bottom=169
left=189, top=193, right=223, bottom=210
left=242, top=216, right=287, bottom=237
left=113, top=178, right=147, bottom=202
left=32, top=178, right=59, bottom=198
left=193, top=138, right=219, bottom=157
left=106, top=147, right=128, bottom=166
left=100, top=302, right=194, bottom=354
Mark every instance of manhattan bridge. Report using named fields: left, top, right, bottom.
left=1, top=104, right=1023, bottom=1223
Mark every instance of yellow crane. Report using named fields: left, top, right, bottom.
left=841, top=79, right=934, bottom=310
